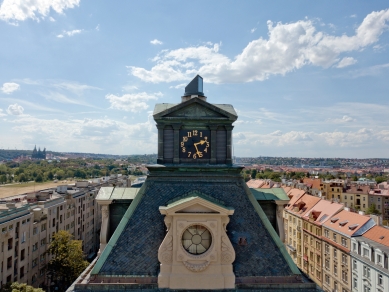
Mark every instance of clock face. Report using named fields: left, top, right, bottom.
left=179, top=129, right=210, bottom=160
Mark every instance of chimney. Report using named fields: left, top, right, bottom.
left=344, top=207, right=350, bottom=212
left=358, top=211, right=365, bottom=216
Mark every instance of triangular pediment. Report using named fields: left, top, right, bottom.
left=159, top=194, right=234, bottom=216
left=153, top=97, right=237, bottom=121
left=166, top=103, right=226, bottom=118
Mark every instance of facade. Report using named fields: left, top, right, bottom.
left=0, top=180, right=112, bottom=289
left=301, top=200, right=344, bottom=287
left=343, top=185, right=370, bottom=212
left=69, top=76, right=319, bottom=292
left=368, top=188, right=389, bottom=220
left=322, top=210, right=376, bottom=292
left=322, top=181, right=344, bottom=201
left=283, top=193, right=321, bottom=270
left=350, top=226, right=389, bottom=292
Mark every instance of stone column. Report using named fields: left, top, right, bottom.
left=98, top=202, right=111, bottom=255
left=225, top=125, right=234, bottom=165
left=209, top=125, right=218, bottom=164
left=172, top=124, right=181, bottom=164
left=275, top=201, right=288, bottom=243
left=156, top=124, right=165, bottom=164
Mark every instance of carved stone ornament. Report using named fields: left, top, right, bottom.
left=221, top=236, right=235, bottom=264
left=183, top=260, right=210, bottom=272
left=102, top=206, right=109, bottom=218
left=161, top=252, right=172, bottom=263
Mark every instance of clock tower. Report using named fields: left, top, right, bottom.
left=78, top=75, right=319, bottom=292
left=153, top=75, right=237, bottom=165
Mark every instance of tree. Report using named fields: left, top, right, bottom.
left=0, top=282, right=44, bottom=292
left=0, top=174, right=6, bottom=184
left=251, top=169, right=257, bottom=179
left=375, top=176, right=387, bottom=184
left=366, top=203, right=381, bottom=215
left=46, top=230, right=89, bottom=291
left=35, top=174, right=43, bottom=183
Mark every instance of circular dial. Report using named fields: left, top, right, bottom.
left=179, top=129, right=210, bottom=159
left=182, top=225, right=212, bottom=255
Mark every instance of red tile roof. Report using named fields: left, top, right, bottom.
left=286, top=193, right=321, bottom=217
left=302, top=200, right=344, bottom=225
left=362, top=226, right=389, bottom=247
left=323, top=209, right=372, bottom=236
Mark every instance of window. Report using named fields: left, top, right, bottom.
left=363, top=248, right=369, bottom=258
left=325, top=274, right=330, bottom=285
left=325, top=259, right=330, bottom=270
left=353, top=242, right=357, bottom=252
left=333, top=233, right=337, bottom=242
left=32, top=242, right=38, bottom=251
left=333, top=248, right=337, bottom=258
left=342, top=270, right=348, bottom=283
left=334, top=264, right=338, bottom=276
left=21, top=249, right=25, bottom=260
left=32, top=258, right=38, bottom=267
left=2, top=227, right=6, bottom=233
left=377, top=254, right=382, bottom=264
left=378, top=274, right=383, bottom=286
left=41, top=223, right=46, bottom=232
left=33, top=227, right=38, bottom=235
left=334, top=281, right=338, bottom=292
left=345, top=195, right=347, bottom=200
left=325, top=244, right=329, bottom=254
left=325, top=229, right=329, bottom=238
left=7, top=256, right=12, bottom=269
left=342, top=253, right=347, bottom=265
left=7, top=238, right=13, bottom=250
left=353, top=277, right=357, bottom=288
left=341, top=237, right=347, bottom=247
left=40, top=238, right=46, bottom=246
left=363, top=266, right=370, bottom=278
left=40, top=254, right=45, bottom=262
left=21, top=231, right=26, bottom=243
left=9, top=224, right=13, bottom=230
left=363, top=285, right=371, bottom=292
left=353, top=260, right=357, bottom=270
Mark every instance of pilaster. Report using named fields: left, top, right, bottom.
left=172, top=124, right=181, bottom=164
left=209, top=126, right=218, bottom=164
left=225, top=125, right=234, bottom=165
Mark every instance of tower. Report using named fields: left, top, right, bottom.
left=71, top=76, right=318, bottom=291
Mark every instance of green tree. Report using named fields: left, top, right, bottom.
left=366, top=203, right=381, bottom=215
left=352, top=176, right=358, bottom=181
left=46, top=230, right=89, bottom=291
left=0, top=282, right=44, bottom=292
left=35, top=174, right=43, bottom=183
left=0, top=174, right=6, bottom=184
left=375, top=176, right=387, bottom=184
left=251, top=169, right=257, bottom=179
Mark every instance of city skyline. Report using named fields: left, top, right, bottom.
left=1, top=1, right=389, bottom=158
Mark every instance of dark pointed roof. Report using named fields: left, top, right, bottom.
left=184, top=75, right=204, bottom=96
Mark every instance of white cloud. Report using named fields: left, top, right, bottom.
left=150, top=39, right=163, bottom=45
left=336, top=57, right=357, bottom=68
left=327, top=115, right=356, bottom=124
left=95, top=24, right=100, bottom=31
left=51, top=81, right=101, bottom=95
left=49, top=16, right=55, bottom=22
left=169, top=83, right=186, bottom=89
left=129, top=9, right=389, bottom=84
left=347, top=63, right=389, bottom=78
left=0, top=109, right=6, bottom=117
left=350, top=14, right=357, bottom=18
left=1, top=82, right=20, bottom=94
left=57, top=29, right=83, bottom=38
left=7, top=103, right=24, bottom=115
left=250, top=27, right=257, bottom=33
left=106, top=92, right=163, bottom=112
left=8, top=115, right=157, bottom=154
left=0, top=0, right=80, bottom=24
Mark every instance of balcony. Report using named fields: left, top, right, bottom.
left=303, top=255, right=308, bottom=262
left=297, top=226, right=301, bottom=231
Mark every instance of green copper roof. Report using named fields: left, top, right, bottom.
left=250, top=188, right=289, bottom=201
left=153, top=102, right=237, bottom=116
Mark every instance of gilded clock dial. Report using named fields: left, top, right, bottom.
left=179, top=129, right=210, bottom=159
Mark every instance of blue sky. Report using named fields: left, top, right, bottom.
left=1, top=1, right=389, bottom=158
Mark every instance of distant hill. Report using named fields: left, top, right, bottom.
left=0, top=149, right=33, bottom=160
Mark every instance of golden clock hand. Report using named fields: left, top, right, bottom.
left=193, top=143, right=200, bottom=154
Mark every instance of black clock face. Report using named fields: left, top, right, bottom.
left=179, top=129, right=210, bottom=159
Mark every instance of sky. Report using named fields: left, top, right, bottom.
left=1, top=1, right=389, bottom=158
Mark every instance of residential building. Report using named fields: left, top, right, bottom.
left=322, top=180, right=344, bottom=201
left=351, top=226, right=389, bottom=292
left=0, top=179, right=115, bottom=289
left=368, top=188, right=389, bottom=220
left=301, top=200, right=344, bottom=287
left=343, top=185, right=370, bottom=212
left=322, top=209, right=376, bottom=292
left=284, top=193, right=321, bottom=269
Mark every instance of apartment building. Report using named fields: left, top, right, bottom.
left=322, top=180, right=344, bottom=201
left=301, top=200, right=344, bottom=287
left=0, top=180, right=110, bottom=289
left=284, top=192, right=320, bottom=269
left=322, top=210, right=376, bottom=292
left=368, top=188, right=389, bottom=220
left=350, top=226, right=389, bottom=292
left=342, top=185, right=370, bottom=212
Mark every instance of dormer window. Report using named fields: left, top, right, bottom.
left=339, top=220, right=348, bottom=227
left=348, top=224, right=359, bottom=230
left=331, top=217, right=339, bottom=223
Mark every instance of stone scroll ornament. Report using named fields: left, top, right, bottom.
left=221, top=236, right=235, bottom=264
left=158, top=234, right=173, bottom=264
